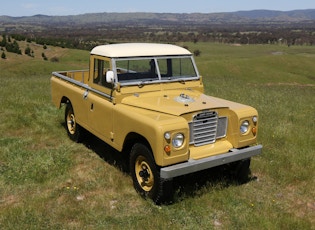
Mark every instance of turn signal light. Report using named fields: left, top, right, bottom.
left=252, top=127, right=257, bottom=136
left=164, top=145, right=171, bottom=154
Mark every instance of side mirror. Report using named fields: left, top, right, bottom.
left=106, top=71, right=115, bottom=83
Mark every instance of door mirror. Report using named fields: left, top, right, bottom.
left=106, top=71, right=115, bottom=83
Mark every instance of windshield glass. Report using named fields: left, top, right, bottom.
left=115, top=56, right=198, bottom=84
left=157, top=57, right=197, bottom=79
left=116, top=59, right=159, bottom=83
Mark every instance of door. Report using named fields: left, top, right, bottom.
left=87, top=58, right=114, bottom=143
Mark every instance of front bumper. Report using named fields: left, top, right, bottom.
left=160, top=144, right=262, bottom=179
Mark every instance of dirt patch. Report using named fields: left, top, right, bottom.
left=0, top=195, right=20, bottom=207
left=265, top=82, right=314, bottom=87
left=284, top=185, right=315, bottom=225
left=271, top=51, right=284, bottom=55
left=248, top=82, right=314, bottom=88
left=307, top=76, right=315, bottom=81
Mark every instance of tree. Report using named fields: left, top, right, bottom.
left=25, top=45, right=31, bottom=56
left=193, top=49, right=201, bottom=57
left=25, top=45, right=34, bottom=57
left=6, top=40, right=21, bottom=54
left=0, top=35, right=7, bottom=47
left=42, top=52, right=48, bottom=61
left=50, top=56, right=59, bottom=62
left=1, top=51, right=6, bottom=59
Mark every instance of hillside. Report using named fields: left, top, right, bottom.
left=1, top=9, right=314, bottom=50
left=1, top=9, right=315, bottom=27
left=233, top=9, right=315, bottom=20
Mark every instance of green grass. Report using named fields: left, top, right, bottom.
left=0, top=43, right=314, bottom=229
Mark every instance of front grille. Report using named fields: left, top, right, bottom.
left=189, top=111, right=227, bottom=146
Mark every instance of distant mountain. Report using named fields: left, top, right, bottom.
left=233, top=9, right=315, bottom=20
left=1, top=9, right=315, bottom=26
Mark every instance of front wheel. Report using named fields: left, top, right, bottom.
left=230, top=158, right=251, bottom=184
left=130, top=143, right=173, bottom=204
left=65, top=103, right=83, bottom=142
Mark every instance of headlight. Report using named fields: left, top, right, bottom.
left=240, top=120, right=250, bottom=134
left=172, top=133, right=184, bottom=148
left=164, top=132, right=171, bottom=140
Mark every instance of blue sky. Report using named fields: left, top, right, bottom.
left=1, top=0, right=314, bottom=17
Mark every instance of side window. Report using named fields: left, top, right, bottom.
left=93, top=59, right=112, bottom=88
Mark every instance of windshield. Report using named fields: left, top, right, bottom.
left=157, top=57, right=197, bottom=79
left=114, top=56, right=198, bottom=85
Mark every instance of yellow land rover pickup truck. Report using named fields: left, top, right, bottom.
left=51, top=43, right=262, bottom=204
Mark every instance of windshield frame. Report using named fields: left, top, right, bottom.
left=112, top=55, right=200, bottom=86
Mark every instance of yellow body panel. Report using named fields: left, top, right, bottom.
left=51, top=72, right=258, bottom=167
left=189, top=140, right=233, bottom=160
left=51, top=44, right=259, bottom=167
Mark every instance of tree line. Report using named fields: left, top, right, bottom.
left=1, top=21, right=315, bottom=59
left=19, top=22, right=315, bottom=49
left=0, top=34, right=48, bottom=60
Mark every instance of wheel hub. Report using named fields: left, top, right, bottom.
left=68, top=119, right=74, bottom=126
left=139, top=166, right=150, bottom=181
left=135, top=156, right=154, bottom=192
left=67, top=114, right=76, bottom=134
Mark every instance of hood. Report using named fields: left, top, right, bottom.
left=121, top=89, right=230, bottom=116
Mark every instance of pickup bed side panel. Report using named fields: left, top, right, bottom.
left=51, top=76, right=89, bottom=128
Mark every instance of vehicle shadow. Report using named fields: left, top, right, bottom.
left=60, top=121, right=129, bottom=172
left=172, top=167, right=256, bottom=202
left=80, top=131, right=130, bottom=173
left=65, top=126, right=256, bottom=204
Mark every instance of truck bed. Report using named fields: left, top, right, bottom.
left=52, top=70, right=89, bottom=85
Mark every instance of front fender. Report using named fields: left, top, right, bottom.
left=113, top=104, right=189, bottom=166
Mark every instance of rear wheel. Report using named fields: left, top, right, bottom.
left=130, top=143, right=173, bottom=204
left=65, top=103, right=83, bottom=142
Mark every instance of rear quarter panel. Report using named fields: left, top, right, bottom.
left=51, top=76, right=89, bottom=128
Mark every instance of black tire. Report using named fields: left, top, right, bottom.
left=231, top=158, right=251, bottom=184
left=65, top=103, right=83, bottom=142
left=130, top=143, right=173, bottom=204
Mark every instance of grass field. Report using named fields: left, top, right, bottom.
left=0, top=42, right=314, bottom=229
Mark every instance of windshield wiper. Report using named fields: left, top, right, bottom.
left=138, top=79, right=153, bottom=88
left=168, top=77, right=186, bottom=84
left=178, top=78, right=186, bottom=84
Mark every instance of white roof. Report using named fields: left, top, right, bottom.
left=90, top=43, right=191, bottom=58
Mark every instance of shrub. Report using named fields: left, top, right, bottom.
left=50, top=56, right=59, bottom=62
left=194, top=49, right=201, bottom=56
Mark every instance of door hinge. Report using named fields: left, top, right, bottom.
left=83, top=90, right=89, bottom=99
